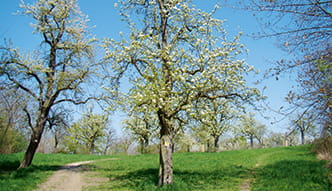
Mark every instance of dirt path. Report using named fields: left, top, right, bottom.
left=34, top=159, right=112, bottom=191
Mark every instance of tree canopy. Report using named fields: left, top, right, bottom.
left=106, top=0, right=261, bottom=186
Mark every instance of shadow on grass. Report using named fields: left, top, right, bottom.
left=0, top=159, right=60, bottom=179
left=253, top=159, right=332, bottom=191
left=0, top=160, right=21, bottom=172
left=109, top=165, right=249, bottom=191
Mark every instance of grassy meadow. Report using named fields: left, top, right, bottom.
left=1, top=145, right=331, bottom=191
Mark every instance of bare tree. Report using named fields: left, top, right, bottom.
left=232, top=0, right=331, bottom=54
left=227, top=0, right=331, bottom=135
left=46, top=107, right=71, bottom=150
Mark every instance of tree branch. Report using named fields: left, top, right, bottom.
left=53, top=96, right=105, bottom=106
left=23, top=107, right=34, bottom=132
left=3, top=72, right=39, bottom=101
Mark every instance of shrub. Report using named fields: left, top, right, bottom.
left=311, top=136, right=332, bottom=166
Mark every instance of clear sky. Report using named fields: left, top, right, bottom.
left=0, top=0, right=297, bottom=134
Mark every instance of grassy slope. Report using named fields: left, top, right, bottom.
left=0, top=153, right=112, bottom=191
left=0, top=146, right=331, bottom=191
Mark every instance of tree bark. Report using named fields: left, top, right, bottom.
left=157, top=111, right=173, bottom=186
left=213, top=135, right=220, bottom=151
left=19, top=119, right=45, bottom=168
left=207, top=140, right=211, bottom=152
left=300, top=129, right=305, bottom=145
left=249, top=135, right=254, bottom=149
left=158, top=133, right=173, bottom=186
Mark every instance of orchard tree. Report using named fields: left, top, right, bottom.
left=66, top=111, right=109, bottom=154
left=291, top=112, right=317, bottom=145
left=123, top=111, right=158, bottom=154
left=46, top=107, right=71, bottom=149
left=191, top=99, right=234, bottom=151
left=237, top=113, right=266, bottom=148
left=106, top=0, right=260, bottom=186
left=0, top=0, right=98, bottom=168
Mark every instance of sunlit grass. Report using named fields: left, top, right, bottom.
left=0, top=153, right=112, bottom=191
left=86, top=145, right=331, bottom=191
left=1, top=146, right=331, bottom=191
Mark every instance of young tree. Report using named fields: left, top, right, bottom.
left=123, top=111, right=158, bottom=154
left=107, top=0, right=260, bottom=186
left=46, top=107, right=71, bottom=150
left=291, top=113, right=317, bottom=144
left=0, top=111, right=27, bottom=154
left=237, top=113, right=266, bottom=148
left=102, top=127, right=116, bottom=155
left=65, top=111, right=108, bottom=154
left=192, top=99, right=234, bottom=151
left=0, top=0, right=98, bottom=168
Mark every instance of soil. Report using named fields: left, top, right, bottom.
left=34, top=159, right=111, bottom=191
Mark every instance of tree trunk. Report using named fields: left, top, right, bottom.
left=91, top=140, right=95, bottom=154
left=207, top=140, right=211, bottom=152
left=157, top=112, right=173, bottom=187
left=54, top=134, right=59, bottom=149
left=213, top=135, right=220, bottom=151
left=19, top=125, right=44, bottom=168
left=249, top=135, right=254, bottom=149
left=158, top=134, right=173, bottom=186
left=300, top=130, right=305, bottom=145
left=143, top=138, right=149, bottom=154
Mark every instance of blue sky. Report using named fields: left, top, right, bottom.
left=0, top=0, right=297, bottom=134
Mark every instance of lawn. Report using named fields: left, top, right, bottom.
left=0, top=145, right=331, bottom=191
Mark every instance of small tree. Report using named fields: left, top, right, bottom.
left=0, top=0, right=98, bottom=168
left=65, top=111, right=108, bottom=154
left=237, top=113, right=266, bottom=148
left=291, top=113, right=317, bottom=145
left=46, top=107, right=70, bottom=150
left=191, top=99, right=234, bottom=151
left=123, top=111, right=158, bottom=154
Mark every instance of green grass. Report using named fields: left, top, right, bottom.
left=0, top=153, right=113, bottom=191
left=86, top=145, right=331, bottom=191
left=1, top=146, right=331, bottom=191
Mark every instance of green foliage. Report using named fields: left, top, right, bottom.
left=0, top=126, right=26, bottom=154
left=64, top=111, right=109, bottom=154
left=236, top=113, right=266, bottom=148
left=0, top=153, right=112, bottom=191
left=123, top=111, right=158, bottom=154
